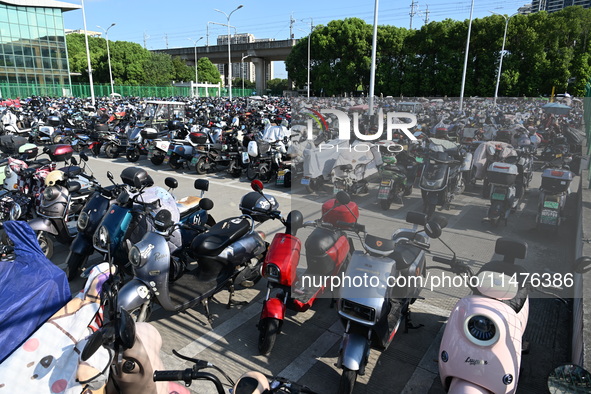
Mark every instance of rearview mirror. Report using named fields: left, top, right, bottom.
left=165, top=177, right=178, bottom=189
left=71, top=157, right=78, bottom=166
left=286, top=210, right=304, bottom=236
left=406, top=211, right=427, bottom=226
left=251, top=179, right=264, bottom=192
left=198, top=198, right=214, bottom=211
left=80, top=151, right=88, bottom=162
left=574, top=256, right=591, bottom=274
left=115, top=307, right=136, bottom=350
left=335, top=191, right=351, bottom=205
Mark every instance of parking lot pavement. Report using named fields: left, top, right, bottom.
left=53, top=156, right=576, bottom=393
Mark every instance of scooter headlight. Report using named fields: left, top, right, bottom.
left=95, top=225, right=110, bottom=252
left=4, top=165, right=10, bottom=177
left=77, top=211, right=89, bottom=230
left=465, top=314, right=499, bottom=346
left=42, top=186, right=59, bottom=202
left=340, top=299, right=376, bottom=324
left=9, top=203, right=21, bottom=220
left=129, top=246, right=143, bottom=267
left=264, top=263, right=280, bottom=282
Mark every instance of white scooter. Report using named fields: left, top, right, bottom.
left=437, top=241, right=591, bottom=393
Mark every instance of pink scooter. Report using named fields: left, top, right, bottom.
left=436, top=238, right=530, bottom=394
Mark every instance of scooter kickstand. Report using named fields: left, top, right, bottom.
left=227, top=284, right=248, bottom=309
left=202, top=298, right=214, bottom=323
left=404, top=308, right=424, bottom=333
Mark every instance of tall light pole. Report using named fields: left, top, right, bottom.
left=369, top=0, right=379, bottom=115
left=214, top=5, right=244, bottom=101
left=298, top=20, right=314, bottom=98
left=80, top=0, right=94, bottom=105
left=459, top=0, right=474, bottom=113
left=97, top=23, right=116, bottom=97
left=188, top=36, right=204, bottom=97
left=241, top=54, right=250, bottom=93
left=489, top=12, right=516, bottom=108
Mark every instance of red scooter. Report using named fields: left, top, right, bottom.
left=257, top=190, right=359, bottom=355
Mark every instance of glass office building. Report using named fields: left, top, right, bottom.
left=0, top=0, right=79, bottom=86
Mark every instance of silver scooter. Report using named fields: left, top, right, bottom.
left=117, top=180, right=278, bottom=322
left=334, top=205, right=448, bottom=393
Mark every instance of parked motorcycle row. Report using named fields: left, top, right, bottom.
left=0, top=95, right=588, bottom=394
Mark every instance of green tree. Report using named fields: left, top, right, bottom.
left=142, top=52, right=174, bottom=85
left=197, top=57, right=222, bottom=84
left=266, top=78, right=289, bottom=95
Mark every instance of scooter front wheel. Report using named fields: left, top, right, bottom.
left=258, top=317, right=280, bottom=356
left=338, top=368, right=358, bottom=394
left=129, top=302, right=152, bottom=323
left=423, top=202, right=436, bottom=219
left=195, top=156, right=208, bottom=175
left=38, top=232, right=54, bottom=259
left=126, top=148, right=140, bottom=162
left=104, top=143, right=119, bottom=159
left=150, top=153, right=165, bottom=165
left=169, top=154, right=183, bottom=170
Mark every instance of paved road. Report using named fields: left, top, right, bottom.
left=54, top=154, right=576, bottom=394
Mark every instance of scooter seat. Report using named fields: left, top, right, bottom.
left=363, top=233, right=396, bottom=256
left=176, top=196, right=202, bottom=215
left=474, top=261, right=529, bottom=313
left=338, top=164, right=354, bottom=172
left=59, top=165, right=82, bottom=177
left=190, top=217, right=250, bottom=257
left=32, top=158, right=52, bottom=166
left=22, top=167, right=37, bottom=177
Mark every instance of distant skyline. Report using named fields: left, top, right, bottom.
left=62, top=0, right=529, bottom=79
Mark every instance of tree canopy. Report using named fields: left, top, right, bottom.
left=66, top=34, right=221, bottom=86
left=285, top=6, right=591, bottom=97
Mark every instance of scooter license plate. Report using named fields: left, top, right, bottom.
left=242, top=152, right=250, bottom=164
left=378, top=187, right=390, bottom=199
left=276, top=170, right=286, bottom=185
left=556, top=153, right=563, bottom=158
left=190, top=156, right=199, bottom=165
left=147, top=146, right=154, bottom=159
left=491, top=192, right=506, bottom=201
left=163, top=149, right=172, bottom=164
left=543, top=201, right=560, bottom=209
left=301, top=178, right=310, bottom=185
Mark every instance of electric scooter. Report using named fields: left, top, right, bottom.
left=257, top=190, right=359, bottom=355
left=116, top=180, right=275, bottom=322
left=335, top=210, right=447, bottom=393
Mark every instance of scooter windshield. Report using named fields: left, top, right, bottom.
left=420, top=162, right=449, bottom=190
left=138, top=186, right=180, bottom=223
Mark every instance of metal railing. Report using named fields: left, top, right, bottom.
left=0, top=83, right=255, bottom=99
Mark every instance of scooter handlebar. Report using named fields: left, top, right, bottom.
left=153, top=370, right=225, bottom=394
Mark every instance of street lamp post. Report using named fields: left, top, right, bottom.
left=459, top=0, right=474, bottom=113
left=97, top=23, right=116, bottom=97
left=489, top=12, right=517, bottom=107
left=241, top=54, right=250, bottom=93
left=369, top=0, right=379, bottom=115
left=188, top=37, right=204, bottom=97
left=299, top=19, right=314, bottom=98
left=214, top=5, right=244, bottom=101
left=80, top=0, right=94, bottom=105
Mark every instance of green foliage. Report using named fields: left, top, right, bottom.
left=66, top=34, right=221, bottom=86
left=286, top=7, right=591, bottom=97
left=266, top=78, right=290, bottom=94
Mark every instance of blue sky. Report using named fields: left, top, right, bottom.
left=62, top=0, right=528, bottom=78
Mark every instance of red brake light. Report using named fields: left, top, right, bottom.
left=551, top=171, right=564, bottom=176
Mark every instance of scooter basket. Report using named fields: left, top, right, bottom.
left=46, top=144, right=73, bottom=162
left=486, top=162, right=518, bottom=185
left=541, top=169, right=573, bottom=193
